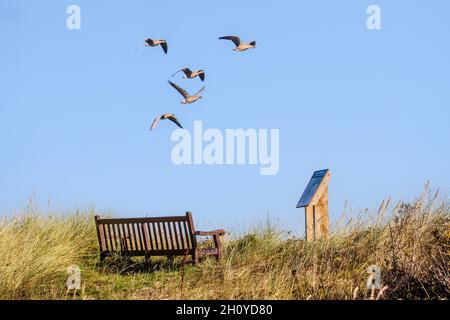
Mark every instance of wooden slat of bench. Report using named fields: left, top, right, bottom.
left=163, top=222, right=170, bottom=250
left=112, top=225, right=117, bottom=251
left=180, top=221, right=187, bottom=248
left=140, top=223, right=149, bottom=251
left=177, top=221, right=185, bottom=249
left=131, top=223, right=137, bottom=250
left=140, top=223, right=146, bottom=251
left=114, top=224, right=121, bottom=250
left=174, top=222, right=181, bottom=249
left=153, top=222, right=161, bottom=250
left=164, top=222, right=169, bottom=250
left=168, top=222, right=175, bottom=249
left=167, top=221, right=175, bottom=250
left=166, top=223, right=172, bottom=250
left=148, top=223, right=155, bottom=250
left=131, top=223, right=138, bottom=250
left=182, top=220, right=192, bottom=249
left=158, top=222, right=164, bottom=250
left=120, top=224, right=127, bottom=250
left=184, top=221, right=190, bottom=248
left=95, top=218, right=108, bottom=252
left=97, top=223, right=105, bottom=251
left=128, top=223, right=136, bottom=251
left=166, top=222, right=173, bottom=250
left=146, top=223, right=153, bottom=250
left=124, top=223, right=131, bottom=251
left=107, top=224, right=114, bottom=251
left=97, top=216, right=188, bottom=224
left=106, top=225, right=111, bottom=251
left=158, top=222, right=167, bottom=250
left=116, top=224, right=121, bottom=250
left=115, top=225, right=121, bottom=250
left=135, top=223, right=143, bottom=251
left=158, top=222, right=165, bottom=250
left=121, top=224, right=126, bottom=250
left=151, top=223, right=157, bottom=250
left=173, top=222, right=181, bottom=249
left=101, top=224, right=107, bottom=251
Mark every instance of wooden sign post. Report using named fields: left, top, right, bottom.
left=296, top=169, right=331, bottom=242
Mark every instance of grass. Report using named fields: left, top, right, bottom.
left=0, top=189, right=448, bottom=300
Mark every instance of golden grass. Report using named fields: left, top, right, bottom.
left=0, top=189, right=448, bottom=300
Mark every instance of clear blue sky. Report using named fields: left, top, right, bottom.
left=1, top=0, right=449, bottom=234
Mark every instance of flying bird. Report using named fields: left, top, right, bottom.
left=168, top=80, right=205, bottom=104
left=150, top=114, right=183, bottom=131
left=144, top=38, right=168, bottom=54
left=219, top=36, right=256, bottom=52
left=172, top=68, right=205, bottom=82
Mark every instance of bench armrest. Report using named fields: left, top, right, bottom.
left=194, top=229, right=226, bottom=237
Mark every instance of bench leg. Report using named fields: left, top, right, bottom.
left=213, top=234, right=223, bottom=261
left=192, top=252, right=199, bottom=265
left=144, top=254, right=152, bottom=268
left=99, top=252, right=107, bottom=264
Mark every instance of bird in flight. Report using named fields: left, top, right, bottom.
left=144, top=38, right=168, bottom=54
left=150, top=114, right=183, bottom=131
left=172, top=68, right=205, bottom=82
left=219, top=36, right=256, bottom=52
left=168, top=80, right=205, bottom=104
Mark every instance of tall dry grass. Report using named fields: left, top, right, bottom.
left=0, top=209, right=98, bottom=299
left=0, top=189, right=448, bottom=300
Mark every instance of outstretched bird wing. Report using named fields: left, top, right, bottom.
left=167, top=115, right=183, bottom=129
left=172, top=68, right=191, bottom=78
left=193, top=86, right=205, bottom=97
left=160, top=41, right=168, bottom=54
left=219, top=36, right=241, bottom=47
left=168, top=81, right=190, bottom=98
left=150, top=116, right=162, bottom=131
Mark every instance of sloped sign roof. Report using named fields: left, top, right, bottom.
left=296, top=169, right=330, bottom=208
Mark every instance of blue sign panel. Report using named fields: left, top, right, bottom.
left=296, top=169, right=329, bottom=208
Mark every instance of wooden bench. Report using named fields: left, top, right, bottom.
left=94, top=212, right=225, bottom=264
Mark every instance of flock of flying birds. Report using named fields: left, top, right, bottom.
left=147, top=35, right=256, bottom=131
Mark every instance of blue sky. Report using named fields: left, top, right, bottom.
left=1, top=1, right=449, bottom=234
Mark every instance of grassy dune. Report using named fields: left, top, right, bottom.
left=0, top=190, right=448, bottom=300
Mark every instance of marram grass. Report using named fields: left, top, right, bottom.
left=0, top=190, right=448, bottom=300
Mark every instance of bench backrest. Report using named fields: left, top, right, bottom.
left=95, top=212, right=198, bottom=256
